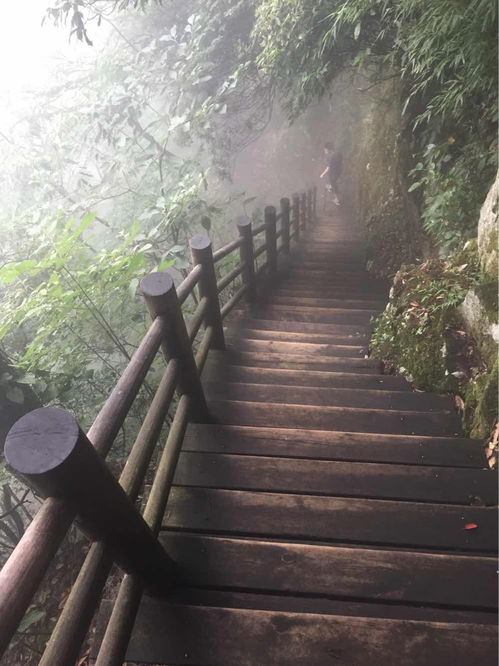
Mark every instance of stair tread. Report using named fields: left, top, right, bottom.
left=96, top=597, right=498, bottom=666
left=183, top=424, right=489, bottom=468
left=161, top=533, right=498, bottom=607
left=208, top=399, right=462, bottom=435
left=163, top=487, right=498, bottom=551
left=173, top=451, right=498, bottom=504
left=204, top=380, right=454, bottom=411
left=203, top=362, right=413, bottom=390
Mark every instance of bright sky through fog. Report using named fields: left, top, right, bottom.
left=0, top=1, right=107, bottom=97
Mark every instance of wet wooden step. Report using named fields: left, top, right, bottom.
left=173, top=452, right=497, bottom=505
left=226, top=337, right=366, bottom=358
left=225, top=325, right=370, bottom=345
left=183, top=424, right=489, bottom=468
left=225, top=317, right=370, bottom=338
left=264, top=295, right=387, bottom=310
left=205, top=381, right=453, bottom=412
left=203, top=363, right=411, bottom=391
left=162, top=533, right=498, bottom=608
left=163, top=487, right=497, bottom=551
left=208, top=400, right=461, bottom=436
left=101, top=598, right=498, bottom=666
left=207, top=349, right=381, bottom=373
left=273, top=286, right=387, bottom=300
left=235, top=305, right=380, bottom=325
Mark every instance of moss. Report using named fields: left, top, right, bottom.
left=371, top=254, right=498, bottom=436
left=474, top=281, right=498, bottom=318
left=463, top=360, right=498, bottom=439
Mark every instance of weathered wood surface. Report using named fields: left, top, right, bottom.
left=172, top=452, right=497, bottom=504
left=100, top=208, right=498, bottom=664
left=99, top=599, right=497, bottom=666
left=163, top=487, right=497, bottom=551
left=183, top=424, right=488, bottom=467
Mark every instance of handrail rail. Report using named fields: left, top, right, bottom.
left=0, top=185, right=317, bottom=664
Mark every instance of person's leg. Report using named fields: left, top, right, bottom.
left=329, top=178, right=340, bottom=205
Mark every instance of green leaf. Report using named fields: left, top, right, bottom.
left=6, top=387, right=25, bottom=404
left=17, top=608, right=45, bottom=634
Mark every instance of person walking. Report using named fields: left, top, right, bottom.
left=320, top=141, right=342, bottom=206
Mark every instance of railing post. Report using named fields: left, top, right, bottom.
left=300, top=192, right=307, bottom=231
left=237, top=216, right=257, bottom=302
left=307, top=189, right=313, bottom=226
left=5, top=407, right=176, bottom=594
left=292, top=194, right=300, bottom=243
left=313, top=186, right=317, bottom=221
left=140, top=272, right=211, bottom=422
left=189, top=234, right=225, bottom=350
left=264, top=205, right=277, bottom=276
left=280, top=197, right=290, bottom=254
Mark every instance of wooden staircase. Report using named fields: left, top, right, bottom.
left=96, top=209, right=498, bottom=664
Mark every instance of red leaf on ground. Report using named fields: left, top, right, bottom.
left=463, top=523, right=478, bottom=530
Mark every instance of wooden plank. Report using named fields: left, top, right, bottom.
left=225, top=325, right=370, bottom=345
left=163, top=487, right=498, bottom=552
left=225, top=316, right=371, bottom=337
left=266, top=295, right=386, bottom=310
left=273, top=287, right=387, bottom=300
left=204, top=381, right=453, bottom=412
left=141, top=588, right=499, bottom=623
left=98, top=598, right=498, bottom=666
left=226, top=337, right=366, bottom=358
left=208, top=400, right=461, bottom=436
left=207, top=350, right=382, bottom=373
left=161, top=533, right=498, bottom=608
left=235, top=305, right=380, bottom=325
left=182, top=424, right=488, bottom=468
left=173, top=452, right=497, bottom=505
left=203, top=362, right=410, bottom=390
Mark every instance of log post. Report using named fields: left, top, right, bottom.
left=300, top=192, right=307, bottom=230
left=292, top=194, right=300, bottom=243
left=280, top=197, right=290, bottom=254
left=312, top=186, right=317, bottom=221
left=140, top=272, right=210, bottom=422
left=307, top=189, right=313, bottom=226
left=189, top=234, right=225, bottom=349
left=264, top=205, right=277, bottom=276
left=237, top=216, right=257, bottom=302
left=4, top=408, right=176, bottom=594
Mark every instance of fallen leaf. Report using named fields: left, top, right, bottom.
left=456, top=264, right=468, bottom=272
left=463, top=523, right=478, bottom=530
left=454, top=395, right=465, bottom=410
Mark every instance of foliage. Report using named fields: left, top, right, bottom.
left=370, top=248, right=481, bottom=391
left=252, top=0, right=497, bottom=248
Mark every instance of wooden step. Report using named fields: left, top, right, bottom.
left=206, top=350, right=382, bottom=373
left=205, top=381, right=453, bottom=412
left=97, top=597, right=498, bottom=666
left=183, top=424, right=489, bottom=468
left=162, top=533, right=498, bottom=607
left=209, top=400, right=461, bottom=436
left=234, top=305, right=379, bottom=325
left=163, top=487, right=498, bottom=551
left=173, top=452, right=497, bottom=505
left=264, top=295, right=387, bottom=310
left=273, top=287, right=387, bottom=300
left=225, top=325, right=370, bottom=345
left=225, top=317, right=370, bottom=338
left=204, top=363, right=411, bottom=390
left=226, top=337, right=366, bottom=357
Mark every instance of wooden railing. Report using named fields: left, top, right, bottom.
left=0, top=187, right=317, bottom=664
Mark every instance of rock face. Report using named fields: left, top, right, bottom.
left=336, top=71, right=423, bottom=277
left=477, top=170, right=498, bottom=279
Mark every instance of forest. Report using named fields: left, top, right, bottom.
left=0, top=0, right=497, bottom=663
